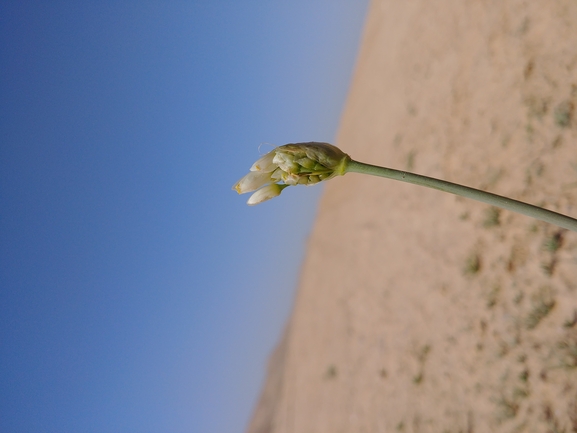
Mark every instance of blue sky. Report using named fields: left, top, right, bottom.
left=0, top=2, right=368, bottom=432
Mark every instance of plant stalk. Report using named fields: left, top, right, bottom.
left=346, top=159, right=577, bottom=232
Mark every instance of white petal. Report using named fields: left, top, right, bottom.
left=281, top=172, right=300, bottom=186
left=273, top=152, right=299, bottom=173
left=270, top=167, right=284, bottom=181
left=250, top=151, right=276, bottom=172
left=233, top=171, right=272, bottom=194
left=247, top=184, right=283, bottom=205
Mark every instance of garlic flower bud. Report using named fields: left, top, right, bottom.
left=233, top=142, right=350, bottom=205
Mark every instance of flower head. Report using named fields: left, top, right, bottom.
left=233, top=142, right=350, bottom=205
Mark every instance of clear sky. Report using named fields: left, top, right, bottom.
left=0, top=2, right=369, bottom=432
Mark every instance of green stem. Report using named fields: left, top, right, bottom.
left=346, top=159, right=577, bottom=233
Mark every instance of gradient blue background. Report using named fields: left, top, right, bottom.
left=0, top=2, right=368, bottom=432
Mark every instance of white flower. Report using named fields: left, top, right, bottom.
left=250, top=152, right=277, bottom=172
left=233, top=142, right=350, bottom=205
left=247, top=184, right=286, bottom=205
left=233, top=171, right=273, bottom=194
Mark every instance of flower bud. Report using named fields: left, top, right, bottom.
left=233, top=142, right=350, bottom=205
left=247, top=184, right=286, bottom=205
left=233, top=171, right=273, bottom=194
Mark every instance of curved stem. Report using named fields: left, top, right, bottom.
left=346, top=159, right=577, bottom=232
